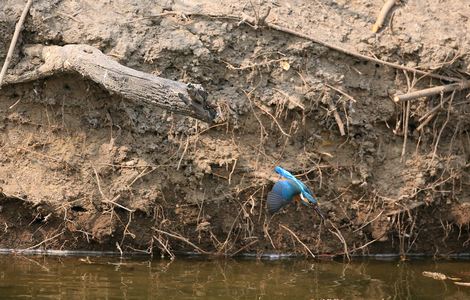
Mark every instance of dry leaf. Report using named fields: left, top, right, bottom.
left=280, top=60, right=290, bottom=71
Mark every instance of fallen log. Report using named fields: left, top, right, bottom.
left=2, top=44, right=216, bottom=122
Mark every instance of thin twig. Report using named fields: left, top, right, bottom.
left=92, top=166, right=108, bottom=201
left=153, top=228, right=210, bottom=254
left=0, top=0, right=33, bottom=88
left=327, top=220, right=350, bottom=261
left=273, top=88, right=305, bottom=110
left=279, top=224, right=315, bottom=258
left=230, top=239, right=259, bottom=257
left=9, top=97, right=22, bottom=109
left=228, top=159, right=237, bottom=185
left=104, top=195, right=135, bottom=212
left=349, top=234, right=386, bottom=253
left=393, top=80, right=470, bottom=102
left=325, top=97, right=346, bottom=136
left=353, top=210, right=384, bottom=233
left=120, top=211, right=135, bottom=246
left=385, top=201, right=425, bottom=216
left=127, top=166, right=152, bottom=187
left=92, top=167, right=134, bottom=212
left=253, top=101, right=291, bottom=137
left=153, top=235, right=175, bottom=260
left=325, top=83, right=357, bottom=103
left=372, top=0, right=397, bottom=33
left=57, top=12, right=81, bottom=23
left=419, top=95, right=450, bottom=122
left=401, top=100, right=410, bottom=159
left=25, top=230, right=64, bottom=250
left=177, top=135, right=190, bottom=170
left=115, top=242, right=123, bottom=257
left=225, top=58, right=287, bottom=71
left=416, top=95, right=449, bottom=131
left=431, top=91, right=454, bottom=161
left=264, top=218, right=276, bottom=249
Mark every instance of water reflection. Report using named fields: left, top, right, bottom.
left=0, top=255, right=469, bottom=299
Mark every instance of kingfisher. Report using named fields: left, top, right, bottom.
left=267, top=166, right=325, bottom=219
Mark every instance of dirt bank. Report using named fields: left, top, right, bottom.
left=1, top=0, right=469, bottom=258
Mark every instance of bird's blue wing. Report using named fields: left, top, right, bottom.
left=267, top=190, right=289, bottom=214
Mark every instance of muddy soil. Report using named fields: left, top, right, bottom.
left=0, top=0, right=469, bottom=257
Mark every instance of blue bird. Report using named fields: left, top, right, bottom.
left=267, top=166, right=325, bottom=219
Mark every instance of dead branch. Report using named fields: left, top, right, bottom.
left=330, top=103, right=345, bottom=136
left=224, top=58, right=287, bottom=71
left=104, top=195, right=135, bottom=213
left=401, top=101, right=410, bottom=159
left=431, top=91, right=454, bottom=160
left=353, top=210, right=384, bottom=233
left=25, top=230, right=65, bottom=250
left=327, top=220, right=350, bottom=261
left=3, top=44, right=215, bottom=122
left=153, top=228, right=210, bottom=255
left=279, top=224, right=315, bottom=258
left=230, top=239, right=259, bottom=256
left=0, top=0, right=33, bottom=87
left=153, top=235, right=176, bottom=260
left=372, top=0, right=397, bottom=33
left=385, top=201, right=426, bottom=216
left=115, top=242, right=123, bottom=256
left=253, top=101, right=291, bottom=137
left=325, top=83, right=357, bottom=103
left=349, top=233, right=386, bottom=253
left=416, top=94, right=452, bottom=131
left=324, top=95, right=346, bottom=136
left=393, top=80, right=470, bottom=102
left=92, top=167, right=134, bottom=212
left=177, top=135, right=190, bottom=170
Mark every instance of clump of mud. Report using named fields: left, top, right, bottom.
left=0, top=0, right=469, bottom=257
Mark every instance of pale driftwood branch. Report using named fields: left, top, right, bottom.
left=0, top=0, right=33, bottom=87
left=3, top=44, right=216, bottom=122
left=372, top=0, right=397, bottom=33
left=393, top=80, right=470, bottom=102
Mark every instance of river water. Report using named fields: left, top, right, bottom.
left=0, top=254, right=469, bottom=299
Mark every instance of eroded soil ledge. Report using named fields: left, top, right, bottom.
left=1, top=0, right=469, bottom=258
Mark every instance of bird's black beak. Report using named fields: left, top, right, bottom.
left=313, top=204, right=326, bottom=221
